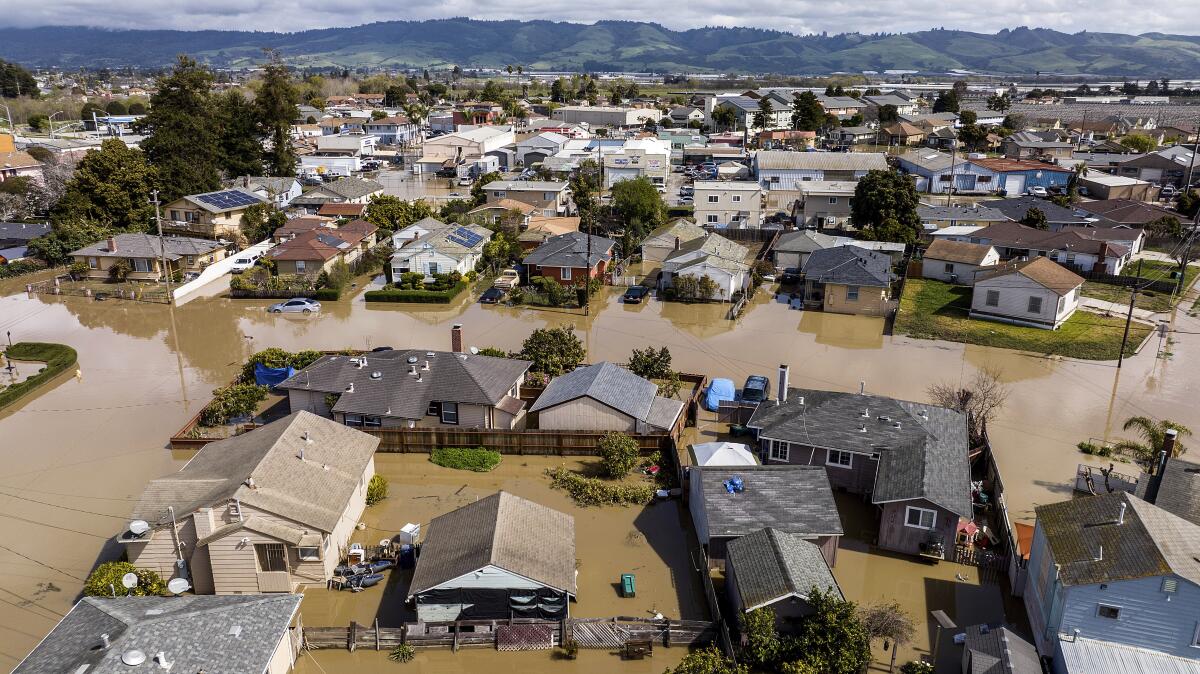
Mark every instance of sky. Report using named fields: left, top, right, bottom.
left=0, top=1, right=1197, bottom=36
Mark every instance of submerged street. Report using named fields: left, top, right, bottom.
left=0, top=274, right=1198, bottom=670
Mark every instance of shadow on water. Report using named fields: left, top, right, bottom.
left=632, top=500, right=711, bottom=621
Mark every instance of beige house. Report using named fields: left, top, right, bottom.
left=483, top=180, right=571, bottom=217
left=121, top=412, right=379, bottom=595
left=803, top=246, right=896, bottom=317
left=530, top=362, right=684, bottom=435
left=641, top=219, right=707, bottom=264
left=693, top=180, right=763, bottom=228
left=71, top=233, right=228, bottom=281
left=796, top=181, right=856, bottom=228
left=278, top=338, right=533, bottom=430
left=970, top=257, right=1084, bottom=329
left=921, top=239, right=1000, bottom=285
left=162, top=188, right=269, bottom=239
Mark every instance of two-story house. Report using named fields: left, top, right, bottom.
left=277, top=340, right=532, bottom=430
left=754, top=151, right=887, bottom=190
left=747, top=379, right=972, bottom=559
left=162, top=188, right=269, bottom=239
left=363, top=114, right=419, bottom=146
left=693, top=180, right=763, bottom=228
left=483, top=180, right=571, bottom=217
left=241, top=177, right=303, bottom=209
left=1025, top=492, right=1200, bottom=669
left=121, top=412, right=378, bottom=595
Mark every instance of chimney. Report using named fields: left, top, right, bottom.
left=777, top=365, right=789, bottom=404
left=1117, top=501, right=1127, bottom=525
left=107, top=237, right=117, bottom=252
left=858, top=380, right=865, bottom=395
left=1164, top=429, right=1179, bottom=458
left=674, top=236, right=680, bottom=250
left=451, top=324, right=464, bottom=353
left=1145, top=450, right=1170, bottom=504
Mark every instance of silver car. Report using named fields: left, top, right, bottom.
left=268, top=298, right=321, bottom=314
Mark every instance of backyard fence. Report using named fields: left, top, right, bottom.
left=301, top=616, right=715, bottom=653
left=1074, top=462, right=1140, bottom=495
left=366, top=427, right=671, bottom=455
left=1078, top=269, right=1179, bottom=295
left=27, top=275, right=172, bottom=304
left=693, top=549, right=738, bottom=661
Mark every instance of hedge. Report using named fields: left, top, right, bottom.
left=312, top=288, right=341, bottom=300
left=545, top=467, right=655, bottom=506
left=364, top=281, right=467, bottom=303
left=431, top=447, right=502, bottom=472
left=0, top=342, right=78, bottom=411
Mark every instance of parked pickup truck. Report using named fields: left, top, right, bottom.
left=493, top=269, right=521, bottom=290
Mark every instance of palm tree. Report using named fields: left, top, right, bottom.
left=1112, top=416, right=1192, bottom=465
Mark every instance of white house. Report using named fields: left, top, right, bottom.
left=693, top=181, right=763, bottom=229
left=415, top=126, right=516, bottom=175
left=921, top=239, right=1000, bottom=285
left=602, top=137, right=672, bottom=188
left=754, top=151, right=887, bottom=190
left=642, top=219, right=708, bottom=264
left=392, top=216, right=448, bottom=248
left=970, top=257, right=1084, bottom=329
left=242, top=177, right=303, bottom=209
left=390, top=223, right=492, bottom=278
left=661, top=233, right=750, bottom=301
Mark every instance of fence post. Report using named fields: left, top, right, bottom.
left=375, top=618, right=380, bottom=651
left=349, top=621, right=357, bottom=652
left=401, top=622, right=407, bottom=645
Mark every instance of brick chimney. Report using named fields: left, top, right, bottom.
left=107, top=237, right=117, bottom=252
left=451, top=324, right=463, bottom=353
left=1164, top=428, right=1179, bottom=457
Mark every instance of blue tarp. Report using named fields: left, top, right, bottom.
left=704, top=378, right=736, bottom=411
left=254, top=363, right=295, bottom=388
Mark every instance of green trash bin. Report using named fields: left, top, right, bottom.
left=621, top=573, right=636, bottom=598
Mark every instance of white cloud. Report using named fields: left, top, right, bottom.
left=0, top=0, right=1195, bottom=35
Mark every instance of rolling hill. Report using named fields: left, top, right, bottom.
left=2, top=21, right=1200, bottom=76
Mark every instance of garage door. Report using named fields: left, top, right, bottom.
left=1005, top=175, right=1025, bottom=196
left=524, top=151, right=548, bottom=166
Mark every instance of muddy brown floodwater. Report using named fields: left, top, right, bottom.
left=0, top=275, right=1198, bottom=671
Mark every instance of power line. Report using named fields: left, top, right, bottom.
left=0, top=489, right=131, bottom=519
left=0, top=542, right=85, bottom=581
left=0, top=510, right=110, bottom=540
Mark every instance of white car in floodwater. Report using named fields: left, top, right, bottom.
left=268, top=298, right=322, bottom=314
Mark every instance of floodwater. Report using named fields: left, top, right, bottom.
left=0, top=273, right=1198, bottom=670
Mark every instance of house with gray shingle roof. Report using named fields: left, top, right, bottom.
left=70, top=233, right=228, bottom=281
left=529, top=362, right=684, bottom=434
left=747, top=387, right=970, bottom=559
left=960, top=624, right=1042, bottom=674
left=523, top=231, right=616, bottom=285
left=688, top=465, right=843, bottom=563
left=278, top=347, right=532, bottom=430
left=802, top=245, right=896, bottom=316
left=726, top=527, right=842, bottom=632
left=408, top=491, right=575, bottom=622
left=122, top=411, right=378, bottom=595
left=1024, top=492, right=1200, bottom=661
left=660, top=232, right=751, bottom=301
left=13, top=595, right=302, bottom=674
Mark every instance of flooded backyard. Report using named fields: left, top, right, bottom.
left=1, top=272, right=1198, bottom=670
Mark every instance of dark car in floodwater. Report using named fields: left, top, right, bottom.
left=480, top=287, right=506, bottom=304
left=623, top=286, right=651, bottom=303
left=741, top=375, right=771, bottom=403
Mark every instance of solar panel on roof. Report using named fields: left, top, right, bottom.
left=446, top=227, right=484, bottom=248
left=195, top=190, right=261, bottom=210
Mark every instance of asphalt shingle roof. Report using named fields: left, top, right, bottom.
left=277, top=350, right=531, bottom=420
left=924, top=239, right=997, bottom=266
left=408, top=491, right=576, bottom=595
left=1035, top=491, right=1200, bottom=587
left=13, top=595, right=301, bottom=674
left=1143, top=457, right=1200, bottom=527
left=727, top=527, right=842, bottom=610
left=975, top=257, right=1084, bottom=297
left=988, top=197, right=1090, bottom=225
left=71, top=233, right=224, bottom=261
left=693, top=465, right=844, bottom=538
left=130, top=411, right=378, bottom=534
left=529, top=362, right=683, bottom=431
left=961, top=624, right=1042, bottom=674
left=754, top=151, right=888, bottom=172
left=0, top=221, right=50, bottom=244
left=523, top=231, right=615, bottom=268
left=802, top=245, right=895, bottom=287
left=748, top=389, right=972, bottom=517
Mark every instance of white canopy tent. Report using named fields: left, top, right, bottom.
left=690, top=442, right=757, bottom=467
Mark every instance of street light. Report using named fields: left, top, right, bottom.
left=48, top=110, right=64, bottom=139
left=0, top=102, right=12, bottom=134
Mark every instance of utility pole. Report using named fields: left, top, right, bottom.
left=1117, top=285, right=1137, bottom=369
left=1185, top=113, right=1200, bottom=193
left=945, top=136, right=958, bottom=207
left=1177, top=223, right=1198, bottom=296
left=151, top=190, right=174, bottom=306
left=586, top=141, right=598, bottom=317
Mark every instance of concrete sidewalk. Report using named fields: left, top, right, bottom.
left=1080, top=297, right=1159, bottom=322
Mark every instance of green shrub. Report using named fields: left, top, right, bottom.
left=900, top=663, right=934, bottom=674
left=240, top=348, right=324, bottom=384
left=0, top=342, right=78, bottom=411
left=84, top=561, right=166, bottom=597
left=598, top=432, right=641, bottom=478
left=366, top=474, right=389, bottom=506
left=546, top=467, right=655, bottom=506
left=430, top=447, right=502, bottom=472
left=364, top=281, right=467, bottom=303
left=1078, top=441, right=1114, bottom=457
left=0, top=259, right=49, bottom=279
left=312, top=287, right=341, bottom=300
left=387, top=643, right=416, bottom=663
left=198, top=384, right=269, bottom=427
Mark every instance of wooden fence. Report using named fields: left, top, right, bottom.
left=1078, top=269, right=1179, bottom=294
left=693, top=549, right=738, bottom=661
left=27, top=274, right=172, bottom=304
left=302, top=616, right=715, bottom=652
left=367, top=427, right=671, bottom=455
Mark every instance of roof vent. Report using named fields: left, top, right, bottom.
left=1117, top=501, right=1127, bottom=525
left=918, top=409, right=928, bottom=420
left=154, top=652, right=172, bottom=670
left=1163, top=577, right=1179, bottom=594
left=426, top=351, right=435, bottom=357
left=370, top=371, right=382, bottom=380
left=228, top=625, right=243, bottom=638
left=302, top=431, right=313, bottom=445
left=416, top=373, right=422, bottom=382
left=861, top=408, right=870, bottom=418
left=859, top=424, right=867, bottom=433
left=878, top=415, right=890, bottom=422
left=121, top=650, right=146, bottom=666
left=423, top=360, right=430, bottom=371
left=893, top=421, right=902, bottom=429
left=407, top=355, right=418, bottom=364
left=100, top=633, right=112, bottom=649
left=345, top=382, right=354, bottom=393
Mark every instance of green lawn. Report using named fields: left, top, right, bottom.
left=0, top=342, right=78, bottom=410
left=895, top=279, right=1153, bottom=360
left=1079, top=260, right=1198, bottom=314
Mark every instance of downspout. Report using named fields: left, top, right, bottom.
left=168, top=506, right=184, bottom=562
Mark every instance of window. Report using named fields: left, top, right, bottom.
left=344, top=413, right=363, bottom=427
left=1066, top=253, right=1076, bottom=265
left=732, top=195, right=742, bottom=203
left=904, top=506, right=937, bottom=530
left=426, top=401, right=441, bottom=417
left=170, top=210, right=180, bottom=221
left=87, top=257, right=98, bottom=269
left=186, top=256, right=195, bottom=266
left=845, top=285, right=859, bottom=301
left=295, top=260, right=306, bottom=273
left=944, top=263, right=955, bottom=273
left=255, top=543, right=287, bottom=572
left=985, top=290, right=999, bottom=307
left=492, top=191, right=505, bottom=198
left=427, top=262, right=439, bottom=275
left=560, top=266, right=572, bottom=280
left=298, top=546, right=320, bottom=561
left=441, top=402, right=459, bottom=425
left=364, top=416, right=382, bottom=428
left=132, top=258, right=153, bottom=273
left=827, top=450, right=853, bottom=469
left=707, top=214, right=719, bottom=224
left=1027, top=296, right=1043, bottom=314
left=770, top=176, right=780, bottom=183
left=1191, top=621, right=1200, bottom=648
left=938, top=175, right=953, bottom=182
left=828, top=197, right=838, bottom=204
left=1097, top=604, right=1121, bottom=620
left=543, top=192, right=553, bottom=201
left=707, top=195, right=719, bottom=203
left=768, top=440, right=789, bottom=462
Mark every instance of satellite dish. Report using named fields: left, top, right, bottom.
left=121, top=573, right=138, bottom=589
left=469, top=346, right=479, bottom=355
left=128, top=520, right=150, bottom=536
left=167, top=578, right=191, bottom=595
left=121, top=650, right=146, bottom=666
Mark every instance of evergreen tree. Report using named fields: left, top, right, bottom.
left=851, top=169, right=921, bottom=244
left=791, top=91, right=824, bottom=131
left=932, top=91, right=959, bottom=113
left=256, top=53, right=300, bottom=177
left=52, top=138, right=158, bottom=231
left=216, top=90, right=264, bottom=178
left=0, top=59, right=38, bottom=98
left=136, top=56, right=221, bottom=200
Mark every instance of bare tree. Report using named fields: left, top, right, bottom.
left=927, top=365, right=1010, bottom=446
left=858, top=601, right=916, bottom=672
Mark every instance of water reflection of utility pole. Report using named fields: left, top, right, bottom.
left=1101, top=365, right=1122, bottom=445
left=167, top=302, right=189, bottom=412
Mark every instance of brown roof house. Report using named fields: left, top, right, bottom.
left=266, top=220, right=377, bottom=277
left=971, top=257, right=1084, bottom=330
left=920, top=239, right=1000, bottom=285
left=277, top=334, right=532, bottom=430
left=517, top=216, right=580, bottom=251
left=120, top=411, right=379, bottom=595
left=407, top=491, right=576, bottom=621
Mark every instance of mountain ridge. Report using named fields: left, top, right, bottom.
left=2, top=20, right=1200, bottom=76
